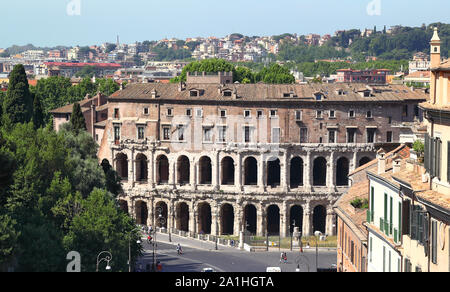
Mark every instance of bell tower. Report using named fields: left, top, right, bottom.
left=430, top=27, right=441, bottom=68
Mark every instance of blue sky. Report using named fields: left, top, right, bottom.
left=1, top=0, right=449, bottom=48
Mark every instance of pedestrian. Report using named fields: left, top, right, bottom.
left=283, top=252, right=288, bottom=264
left=280, top=252, right=283, bottom=263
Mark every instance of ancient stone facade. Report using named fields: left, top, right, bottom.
left=95, top=80, right=428, bottom=238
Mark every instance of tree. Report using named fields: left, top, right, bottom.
left=105, top=44, right=117, bottom=53
left=2, top=65, right=33, bottom=126
left=32, top=94, right=44, bottom=129
left=70, top=103, right=87, bottom=134
left=100, top=159, right=123, bottom=197
left=255, top=64, right=295, bottom=84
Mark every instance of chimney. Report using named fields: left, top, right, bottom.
left=151, top=89, right=157, bottom=99
left=393, top=158, right=402, bottom=174
left=377, top=148, right=386, bottom=174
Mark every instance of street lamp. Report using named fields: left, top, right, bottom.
left=314, top=231, right=322, bottom=272
left=128, top=227, right=142, bottom=272
left=96, top=251, right=112, bottom=272
left=152, top=207, right=166, bottom=272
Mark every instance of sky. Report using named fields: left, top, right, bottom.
left=1, top=0, right=449, bottom=48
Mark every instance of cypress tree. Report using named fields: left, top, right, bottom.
left=70, top=102, right=86, bottom=134
left=2, top=64, right=33, bottom=126
left=32, top=94, right=44, bottom=129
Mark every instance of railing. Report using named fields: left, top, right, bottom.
left=384, top=221, right=390, bottom=236
left=394, top=228, right=399, bottom=243
left=380, top=218, right=384, bottom=232
left=366, top=210, right=373, bottom=223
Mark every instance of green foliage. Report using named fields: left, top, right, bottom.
left=32, top=94, right=45, bottom=129
left=151, top=43, right=191, bottom=61
left=70, top=103, right=87, bottom=134
left=255, top=64, right=295, bottom=84
left=101, top=159, right=123, bottom=197
left=277, top=42, right=348, bottom=63
left=350, top=198, right=369, bottom=209
left=2, top=65, right=33, bottom=127
left=105, top=44, right=117, bottom=53
left=75, top=66, right=98, bottom=78
left=0, top=214, right=19, bottom=267
left=413, top=140, right=425, bottom=154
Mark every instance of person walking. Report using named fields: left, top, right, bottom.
left=283, top=252, right=288, bottom=264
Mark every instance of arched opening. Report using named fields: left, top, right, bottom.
left=244, top=157, right=258, bottom=185
left=336, top=157, right=349, bottom=186
left=177, top=155, right=190, bottom=185
left=243, top=204, right=257, bottom=234
left=220, top=204, right=234, bottom=235
left=198, top=203, right=212, bottom=234
left=115, top=153, right=128, bottom=180
left=267, top=158, right=280, bottom=187
left=290, top=157, right=304, bottom=188
left=221, top=157, right=235, bottom=185
left=313, top=157, right=327, bottom=186
left=155, top=201, right=168, bottom=229
left=135, top=201, right=148, bottom=226
left=119, top=200, right=128, bottom=214
left=290, top=205, right=303, bottom=234
left=156, top=155, right=169, bottom=184
left=199, top=156, right=212, bottom=185
left=135, top=154, right=148, bottom=182
left=267, top=205, right=280, bottom=236
left=313, top=205, right=326, bottom=234
left=176, top=202, right=189, bottom=232
left=359, top=156, right=372, bottom=167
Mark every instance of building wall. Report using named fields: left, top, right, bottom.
left=336, top=217, right=367, bottom=272
left=367, top=232, right=401, bottom=272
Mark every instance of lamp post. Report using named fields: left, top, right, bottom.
left=314, top=231, right=322, bottom=272
left=128, top=228, right=141, bottom=273
left=96, top=251, right=112, bottom=272
left=152, top=207, right=166, bottom=272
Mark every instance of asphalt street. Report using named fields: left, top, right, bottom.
left=135, top=233, right=336, bottom=272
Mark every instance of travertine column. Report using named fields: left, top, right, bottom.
left=128, top=149, right=135, bottom=186
left=302, top=203, right=311, bottom=237
left=169, top=159, right=176, bottom=188
left=211, top=204, right=219, bottom=236
left=284, top=154, right=291, bottom=192
left=148, top=198, right=154, bottom=227
left=189, top=201, right=197, bottom=236
left=258, top=154, right=266, bottom=192
left=326, top=206, right=335, bottom=236
left=190, top=159, right=197, bottom=190
left=234, top=205, right=243, bottom=236
left=212, top=152, right=220, bottom=190
left=351, top=151, right=358, bottom=174
left=304, top=151, right=312, bottom=192
left=280, top=152, right=287, bottom=191
left=236, top=153, right=243, bottom=191
left=327, top=152, right=335, bottom=189
left=281, top=202, right=289, bottom=237
left=149, top=150, right=155, bottom=188
left=257, top=204, right=266, bottom=237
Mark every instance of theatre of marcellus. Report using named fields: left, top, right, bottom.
left=80, top=72, right=429, bottom=239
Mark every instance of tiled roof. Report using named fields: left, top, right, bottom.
left=434, top=59, right=450, bottom=71
left=109, top=83, right=428, bottom=103
left=44, top=62, right=121, bottom=68
left=416, top=190, right=450, bottom=211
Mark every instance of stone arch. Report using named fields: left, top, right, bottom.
left=313, top=204, right=326, bottom=234
left=267, top=205, right=280, bottom=236
left=243, top=204, right=257, bottom=234
left=220, top=203, right=234, bottom=235
left=290, top=156, right=304, bottom=188
left=221, top=156, right=235, bottom=185
left=135, top=153, right=148, bottom=182
left=290, top=205, right=303, bottom=234
left=336, top=157, right=349, bottom=186
left=313, top=157, right=327, bottom=186
left=176, top=202, right=189, bottom=232
left=155, top=201, right=168, bottom=228
left=177, top=155, right=190, bottom=185
left=118, top=199, right=128, bottom=214
left=115, top=153, right=128, bottom=180
left=244, top=156, right=258, bottom=185
left=359, top=156, right=372, bottom=167
left=156, top=154, right=169, bottom=184
left=197, top=202, right=212, bottom=234
left=199, top=156, right=212, bottom=185
left=267, top=157, right=280, bottom=187
left=135, top=200, right=148, bottom=226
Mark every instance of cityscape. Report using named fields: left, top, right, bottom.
left=0, top=0, right=449, bottom=279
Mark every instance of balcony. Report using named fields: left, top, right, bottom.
left=366, top=210, right=374, bottom=223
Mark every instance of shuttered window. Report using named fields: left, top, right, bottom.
left=402, top=200, right=410, bottom=235
left=432, top=220, right=438, bottom=264
left=425, top=134, right=442, bottom=179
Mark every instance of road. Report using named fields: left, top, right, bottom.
left=135, top=233, right=336, bottom=272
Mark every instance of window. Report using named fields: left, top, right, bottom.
left=143, top=107, right=149, bottom=115
left=137, top=126, right=145, bottom=140
left=328, top=129, right=336, bottom=143
left=431, top=220, right=437, bottom=264
left=387, top=131, right=393, bottom=143
left=388, top=116, right=392, bottom=124
left=163, top=126, right=170, bottom=140
left=270, top=110, right=277, bottom=118
left=114, top=126, right=120, bottom=141
left=244, top=126, right=251, bottom=143
left=347, top=128, right=356, bottom=143
left=114, top=108, right=120, bottom=119
left=223, top=91, right=232, bottom=97
left=167, top=108, right=173, bottom=117
left=196, top=109, right=203, bottom=118
left=367, top=128, right=376, bottom=143
left=220, top=110, right=227, bottom=118
left=186, top=109, right=192, bottom=117
left=190, top=90, right=199, bottom=97
left=203, top=127, right=212, bottom=142
left=218, top=126, right=227, bottom=142
left=295, top=110, right=302, bottom=121
left=300, top=128, right=308, bottom=143
left=402, top=105, right=408, bottom=117
left=95, top=134, right=99, bottom=142
left=244, top=110, right=251, bottom=118
left=349, top=110, right=355, bottom=118
left=424, top=134, right=442, bottom=179
left=316, top=110, right=323, bottom=119
left=272, top=128, right=280, bottom=143
left=366, top=111, right=372, bottom=118
left=177, top=125, right=184, bottom=141
left=319, top=137, right=323, bottom=143
left=257, top=110, right=264, bottom=119
left=329, top=110, right=336, bottom=118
